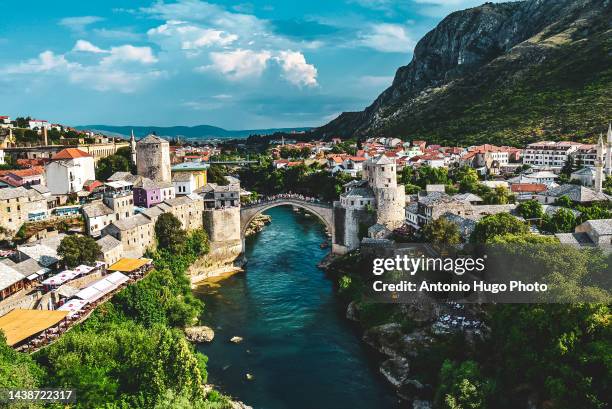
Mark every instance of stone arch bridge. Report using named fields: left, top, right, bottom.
left=240, top=198, right=334, bottom=238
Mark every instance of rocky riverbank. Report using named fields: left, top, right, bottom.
left=324, top=253, right=487, bottom=408
left=244, top=214, right=271, bottom=236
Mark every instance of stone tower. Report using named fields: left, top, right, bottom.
left=130, top=130, right=137, bottom=165
left=364, top=155, right=405, bottom=228
left=594, top=134, right=604, bottom=193
left=136, top=134, right=171, bottom=183
left=606, top=122, right=611, bottom=177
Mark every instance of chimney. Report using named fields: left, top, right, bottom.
left=43, top=127, right=48, bottom=146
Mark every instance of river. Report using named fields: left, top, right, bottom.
left=194, top=206, right=400, bottom=409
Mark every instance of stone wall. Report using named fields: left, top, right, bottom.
left=333, top=203, right=375, bottom=253
left=204, top=207, right=241, bottom=243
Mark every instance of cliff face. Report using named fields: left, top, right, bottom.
left=315, top=0, right=612, bottom=145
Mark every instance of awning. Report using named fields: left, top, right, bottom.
left=0, top=309, right=68, bottom=346
left=108, top=258, right=151, bottom=273
left=41, top=270, right=79, bottom=286
left=74, top=264, right=95, bottom=275
left=57, top=299, right=88, bottom=317
left=74, top=272, right=129, bottom=303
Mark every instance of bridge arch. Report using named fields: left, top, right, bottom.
left=240, top=199, right=334, bottom=239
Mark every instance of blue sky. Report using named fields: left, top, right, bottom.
left=0, top=0, right=496, bottom=129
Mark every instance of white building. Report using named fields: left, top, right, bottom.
left=0, top=149, right=5, bottom=165
left=45, top=148, right=96, bottom=195
left=522, top=141, right=581, bottom=169
left=570, top=167, right=596, bottom=187
left=172, top=172, right=196, bottom=195
left=0, top=116, right=13, bottom=129
left=28, top=119, right=51, bottom=130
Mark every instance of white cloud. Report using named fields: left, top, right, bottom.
left=202, top=49, right=272, bottom=79
left=73, top=40, right=107, bottom=54
left=102, top=45, right=158, bottom=64
left=148, top=20, right=237, bottom=52
left=276, top=51, right=318, bottom=87
left=1, top=47, right=161, bottom=93
left=359, top=24, right=414, bottom=53
left=59, top=16, right=104, bottom=32
left=1, top=51, right=77, bottom=74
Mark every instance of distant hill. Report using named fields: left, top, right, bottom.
left=75, top=124, right=312, bottom=140
left=314, top=0, right=611, bottom=146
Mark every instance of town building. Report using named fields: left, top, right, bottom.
left=82, top=181, right=134, bottom=237
left=102, top=214, right=155, bottom=258
left=570, top=167, right=597, bottom=187
left=556, top=219, right=612, bottom=249
left=522, top=141, right=581, bottom=169
left=0, top=167, right=45, bottom=187
left=536, top=184, right=610, bottom=204
left=45, top=148, right=95, bottom=195
left=133, top=178, right=175, bottom=208
left=0, top=187, right=48, bottom=237
left=171, top=161, right=208, bottom=194
left=28, top=119, right=51, bottom=131
left=338, top=180, right=375, bottom=210
left=199, top=184, right=240, bottom=209
left=136, top=134, right=171, bottom=183
left=0, top=116, right=13, bottom=129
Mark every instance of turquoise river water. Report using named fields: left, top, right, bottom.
left=195, top=206, right=400, bottom=409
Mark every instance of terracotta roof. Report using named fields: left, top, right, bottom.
left=511, top=183, right=547, bottom=193
left=51, top=148, right=91, bottom=160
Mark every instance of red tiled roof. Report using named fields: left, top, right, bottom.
left=51, top=148, right=91, bottom=160
left=511, top=183, right=547, bottom=193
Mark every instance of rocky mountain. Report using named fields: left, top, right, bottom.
left=314, top=0, right=611, bottom=146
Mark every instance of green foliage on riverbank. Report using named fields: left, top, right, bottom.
left=326, top=239, right=611, bottom=408
left=0, top=227, right=234, bottom=408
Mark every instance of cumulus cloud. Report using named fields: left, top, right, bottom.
left=201, top=49, right=272, bottom=79
left=102, top=45, right=158, bottom=64
left=1, top=51, right=77, bottom=74
left=73, top=40, right=107, bottom=53
left=359, top=24, right=414, bottom=53
left=275, top=51, right=318, bottom=87
left=1, top=44, right=161, bottom=93
left=148, top=20, right=238, bottom=52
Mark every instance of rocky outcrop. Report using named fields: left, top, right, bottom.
left=244, top=214, right=271, bottom=237
left=188, top=241, right=245, bottom=284
left=185, top=326, right=215, bottom=343
left=314, top=0, right=611, bottom=143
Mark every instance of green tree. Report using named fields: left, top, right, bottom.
left=554, top=195, right=573, bottom=208
left=96, top=154, right=130, bottom=181
left=544, top=208, right=576, bottom=233
left=455, top=167, right=480, bottom=193
left=207, top=166, right=229, bottom=185
left=422, top=218, right=461, bottom=246
left=0, top=332, right=43, bottom=390
left=516, top=199, right=544, bottom=220
left=57, top=235, right=101, bottom=268
left=483, top=186, right=512, bottom=204
left=155, top=213, right=186, bottom=252
left=470, top=213, right=529, bottom=243
left=436, top=360, right=491, bottom=409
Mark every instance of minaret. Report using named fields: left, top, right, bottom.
left=606, top=122, right=612, bottom=177
left=130, top=130, right=137, bottom=164
left=594, top=133, right=604, bottom=193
